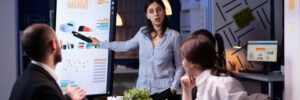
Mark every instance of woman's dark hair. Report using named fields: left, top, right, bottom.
left=180, top=29, right=231, bottom=76
left=142, top=0, right=170, bottom=39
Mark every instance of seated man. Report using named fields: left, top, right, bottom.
left=10, top=24, right=86, bottom=100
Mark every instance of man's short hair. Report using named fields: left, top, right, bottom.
left=22, top=24, right=54, bottom=61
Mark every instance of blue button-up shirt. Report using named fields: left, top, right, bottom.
left=100, top=26, right=184, bottom=94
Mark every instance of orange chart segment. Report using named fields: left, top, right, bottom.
left=94, top=58, right=107, bottom=62
left=98, top=0, right=110, bottom=5
left=96, top=18, right=109, bottom=23
left=289, top=0, right=295, bottom=10
left=68, top=0, right=88, bottom=9
left=256, top=48, right=265, bottom=51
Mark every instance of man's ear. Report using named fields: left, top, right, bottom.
left=49, top=38, right=56, bottom=52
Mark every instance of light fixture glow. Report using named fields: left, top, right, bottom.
left=233, top=40, right=241, bottom=49
left=162, top=0, right=172, bottom=15
left=233, top=46, right=242, bottom=49
left=116, top=13, right=123, bottom=26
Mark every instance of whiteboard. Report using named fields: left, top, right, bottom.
left=54, top=0, right=116, bottom=95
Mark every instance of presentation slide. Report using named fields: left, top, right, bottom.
left=247, top=41, right=278, bottom=62
left=55, top=0, right=115, bottom=95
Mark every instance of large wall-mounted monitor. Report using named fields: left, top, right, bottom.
left=55, top=0, right=116, bottom=96
left=247, top=41, right=278, bottom=62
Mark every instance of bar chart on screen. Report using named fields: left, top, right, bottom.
left=93, top=58, right=107, bottom=83
left=96, top=18, right=109, bottom=30
left=59, top=80, right=79, bottom=92
left=68, top=0, right=88, bottom=9
left=289, top=0, right=295, bottom=10
left=98, top=0, right=110, bottom=5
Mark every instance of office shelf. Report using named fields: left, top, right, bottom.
left=180, top=0, right=214, bottom=41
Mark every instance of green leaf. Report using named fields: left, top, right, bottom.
left=123, top=88, right=152, bottom=100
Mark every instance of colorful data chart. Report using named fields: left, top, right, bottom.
left=86, top=44, right=93, bottom=49
left=68, top=0, right=88, bottom=9
left=96, top=18, right=109, bottom=30
left=60, top=80, right=79, bottom=92
left=98, top=0, right=110, bottom=5
left=78, top=42, right=85, bottom=49
left=93, top=58, right=107, bottom=83
left=289, top=0, right=295, bottom=10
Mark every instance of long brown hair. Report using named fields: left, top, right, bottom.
left=180, top=29, right=232, bottom=76
left=142, top=0, right=170, bottom=39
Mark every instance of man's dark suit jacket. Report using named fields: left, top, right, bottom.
left=9, top=63, right=70, bottom=100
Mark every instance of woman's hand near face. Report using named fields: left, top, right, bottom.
left=87, top=36, right=100, bottom=46
left=181, top=75, right=196, bottom=92
left=181, top=75, right=196, bottom=100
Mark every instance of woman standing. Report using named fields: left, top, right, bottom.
left=89, top=0, right=183, bottom=99
left=180, top=29, right=249, bottom=100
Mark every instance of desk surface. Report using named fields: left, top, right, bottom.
left=235, top=72, right=284, bottom=82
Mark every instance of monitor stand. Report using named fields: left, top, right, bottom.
left=263, top=62, right=274, bottom=75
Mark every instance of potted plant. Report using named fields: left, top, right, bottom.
left=123, top=88, right=152, bottom=100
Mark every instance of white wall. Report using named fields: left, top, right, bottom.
left=0, top=0, right=17, bottom=99
left=284, top=0, right=300, bottom=100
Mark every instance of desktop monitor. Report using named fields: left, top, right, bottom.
left=247, top=41, right=278, bottom=62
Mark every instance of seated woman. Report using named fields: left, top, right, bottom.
left=180, top=29, right=249, bottom=100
